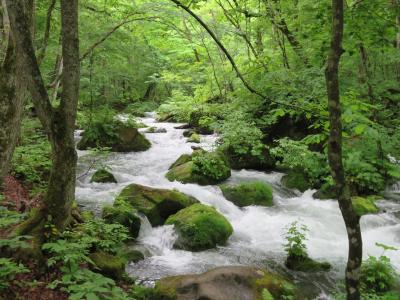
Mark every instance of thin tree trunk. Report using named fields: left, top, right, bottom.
left=325, top=0, right=362, bottom=299
left=6, top=0, right=79, bottom=231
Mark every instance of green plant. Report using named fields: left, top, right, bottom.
left=0, top=258, right=29, bottom=291
left=192, top=151, right=230, bottom=181
left=283, top=221, right=309, bottom=259
left=360, top=243, right=399, bottom=294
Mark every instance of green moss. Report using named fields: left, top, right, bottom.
left=102, top=203, right=141, bottom=238
left=77, top=122, right=151, bottom=152
left=90, top=168, right=117, bottom=183
left=165, top=203, right=233, bottom=251
left=352, top=196, right=380, bottom=216
left=253, top=272, right=296, bottom=300
left=122, top=248, right=144, bottom=263
left=166, top=151, right=231, bottom=185
left=89, top=251, right=126, bottom=280
left=281, top=170, right=310, bottom=192
left=222, top=146, right=276, bottom=171
left=183, top=129, right=196, bottom=137
left=285, top=255, right=331, bottom=272
left=187, top=133, right=200, bottom=143
left=154, top=276, right=185, bottom=300
left=220, top=181, right=273, bottom=207
left=313, top=182, right=336, bottom=200
left=115, top=184, right=199, bottom=226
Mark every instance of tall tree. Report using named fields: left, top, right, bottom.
left=325, top=0, right=362, bottom=299
left=5, top=0, right=80, bottom=231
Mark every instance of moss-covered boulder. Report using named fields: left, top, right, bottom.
left=89, top=251, right=126, bottom=280
left=156, top=112, right=177, bottom=122
left=351, top=196, right=380, bottom=216
left=285, top=255, right=331, bottom=272
left=102, top=202, right=141, bottom=238
left=220, top=181, right=273, bottom=207
left=183, top=129, right=196, bottom=137
left=166, top=151, right=231, bottom=185
left=146, top=127, right=167, bottom=133
left=187, top=133, right=200, bottom=143
left=165, top=203, right=233, bottom=251
left=313, top=182, right=336, bottom=200
left=188, top=111, right=214, bottom=134
left=122, top=248, right=145, bottom=263
left=155, top=266, right=299, bottom=300
left=115, top=184, right=199, bottom=226
left=281, top=170, right=311, bottom=192
left=77, top=122, right=151, bottom=152
left=90, top=168, right=117, bottom=183
left=223, top=147, right=276, bottom=171
left=169, top=154, right=193, bottom=170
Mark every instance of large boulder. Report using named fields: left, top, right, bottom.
left=165, top=203, right=233, bottom=251
left=351, top=196, right=380, bottom=216
left=77, top=123, right=151, bottom=152
left=220, top=181, right=273, bottom=207
left=281, top=170, right=311, bottom=192
left=187, top=133, right=200, bottom=143
left=154, top=266, right=299, bottom=300
left=90, top=168, right=117, bottom=183
left=102, top=202, right=141, bottom=238
left=285, top=255, right=331, bottom=272
left=223, top=147, right=276, bottom=171
left=115, top=184, right=199, bottom=226
left=166, top=151, right=231, bottom=185
left=89, top=251, right=126, bottom=280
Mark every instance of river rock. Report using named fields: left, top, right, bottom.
left=220, top=181, right=273, bottom=207
left=165, top=203, right=233, bottom=251
left=351, top=196, right=380, bottom=216
left=281, top=170, right=311, bottom=192
left=146, top=126, right=167, bottom=133
left=285, top=255, right=331, bottom=272
left=89, top=251, right=126, bottom=280
left=187, top=133, right=200, bottom=143
left=222, top=147, right=276, bottom=171
left=77, top=123, right=151, bottom=152
left=183, top=129, right=197, bottom=137
left=155, top=266, right=298, bottom=300
left=174, top=124, right=191, bottom=129
left=90, top=168, right=117, bottom=183
left=115, top=183, right=199, bottom=226
left=313, top=182, right=336, bottom=200
left=166, top=151, right=231, bottom=185
left=102, top=203, right=141, bottom=238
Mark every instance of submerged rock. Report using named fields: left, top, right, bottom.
left=77, top=123, right=151, bottom=152
left=351, top=196, right=380, bottom=216
left=115, top=183, right=199, bottom=226
left=89, top=251, right=126, bottom=280
left=145, top=126, right=167, bottom=133
left=285, top=255, right=331, bottom=272
left=166, top=151, right=231, bottom=185
left=102, top=202, right=141, bottom=238
left=155, top=266, right=299, bottom=300
left=281, top=170, right=311, bottom=192
left=90, top=168, right=117, bottom=183
left=165, top=203, right=233, bottom=251
left=220, top=181, right=273, bottom=207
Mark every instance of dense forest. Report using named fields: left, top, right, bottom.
left=0, top=0, right=400, bottom=299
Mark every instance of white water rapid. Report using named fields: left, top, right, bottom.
left=75, top=113, right=400, bottom=297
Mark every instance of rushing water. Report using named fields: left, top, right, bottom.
left=75, top=113, right=400, bottom=297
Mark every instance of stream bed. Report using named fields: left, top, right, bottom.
left=75, top=113, right=400, bottom=298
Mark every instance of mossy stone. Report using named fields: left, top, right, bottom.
left=115, top=183, right=199, bottom=226
left=313, top=182, right=336, bottom=200
left=166, top=151, right=231, bottom=185
left=220, top=181, right=273, bottom=207
left=223, top=146, right=276, bottom=171
left=165, top=203, right=233, bottom=251
left=281, top=170, right=310, bottom=192
left=77, top=123, right=151, bottom=152
left=89, top=251, right=126, bottom=280
left=253, top=271, right=297, bottom=299
left=285, top=255, right=331, bottom=272
left=183, top=129, right=196, bottom=137
left=102, top=203, right=141, bottom=238
left=351, top=196, right=380, bottom=216
left=122, top=249, right=145, bottom=263
left=90, top=168, right=117, bottom=183
left=187, top=133, right=200, bottom=143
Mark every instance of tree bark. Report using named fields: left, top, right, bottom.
left=5, top=0, right=80, bottom=231
left=325, top=0, right=362, bottom=299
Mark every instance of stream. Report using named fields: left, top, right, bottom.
left=75, top=113, right=400, bottom=298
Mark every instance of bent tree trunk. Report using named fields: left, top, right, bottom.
left=325, top=0, right=362, bottom=299
left=6, top=0, right=80, bottom=231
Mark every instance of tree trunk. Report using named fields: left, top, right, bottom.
left=6, top=0, right=80, bottom=231
left=325, top=1, right=362, bottom=299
